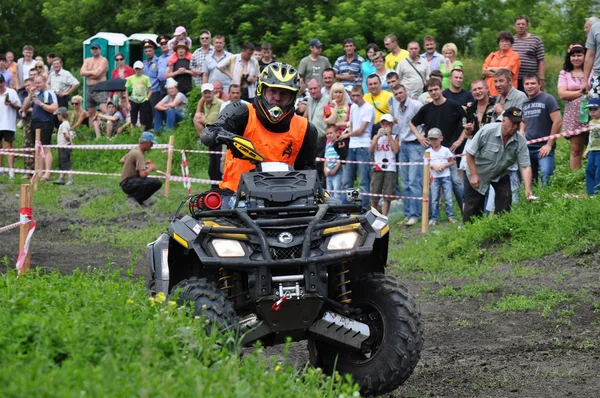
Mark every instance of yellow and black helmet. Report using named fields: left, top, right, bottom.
left=255, top=63, right=300, bottom=129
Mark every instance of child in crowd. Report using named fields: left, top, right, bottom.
left=584, top=98, right=600, bottom=195
left=369, top=114, right=399, bottom=215
left=426, top=128, right=458, bottom=225
left=54, top=107, right=73, bottom=185
left=167, top=26, right=192, bottom=65
left=125, top=61, right=152, bottom=131
left=324, top=124, right=343, bottom=199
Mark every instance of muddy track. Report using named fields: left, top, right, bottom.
left=1, top=186, right=599, bottom=397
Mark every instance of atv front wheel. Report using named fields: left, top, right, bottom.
left=309, top=273, right=423, bottom=396
left=170, top=277, right=237, bottom=334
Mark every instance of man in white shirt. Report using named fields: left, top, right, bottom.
left=397, top=41, right=430, bottom=99
left=389, top=84, right=424, bottom=225
left=338, top=85, right=375, bottom=206
left=0, top=74, right=22, bottom=179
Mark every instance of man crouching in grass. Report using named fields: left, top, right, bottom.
left=120, top=131, right=162, bottom=205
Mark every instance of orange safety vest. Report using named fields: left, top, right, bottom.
left=220, top=104, right=308, bottom=191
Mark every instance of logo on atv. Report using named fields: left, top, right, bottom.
left=282, top=142, right=293, bottom=159
left=277, top=232, right=294, bottom=244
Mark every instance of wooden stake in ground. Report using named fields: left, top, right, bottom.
left=19, top=184, right=33, bottom=274
left=421, top=152, right=430, bottom=233
left=33, top=129, right=41, bottom=191
left=165, top=135, right=175, bottom=197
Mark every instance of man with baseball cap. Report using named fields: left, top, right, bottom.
left=120, top=131, right=162, bottom=205
left=298, top=38, right=331, bottom=89
left=463, top=106, right=533, bottom=223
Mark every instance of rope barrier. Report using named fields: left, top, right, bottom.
left=329, top=189, right=428, bottom=202
left=0, top=151, right=35, bottom=158
left=0, top=221, right=21, bottom=234
left=42, top=143, right=172, bottom=150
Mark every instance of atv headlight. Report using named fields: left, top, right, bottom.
left=211, top=239, right=245, bottom=257
left=327, top=231, right=359, bottom=251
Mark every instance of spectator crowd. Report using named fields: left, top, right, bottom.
left=1, top=16, right=600, bottom=221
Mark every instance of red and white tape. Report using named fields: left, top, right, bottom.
left=43, top=144, right=172, bottom=150
left=156, top=170, right=220, bottom=185
left=526, top=125, right=594, bottom=145
left=0, top=151, right=35, bottom=158
left=163, top=149, right=226, bottom=155
left=329, top=189, right=428, bottom=202
left=0, top=147, right=36, bottom=152
left=317, top=157, right=425, bottom=166
left=16, top=207, right=36, bottom=273
left=0, top=167, right=121, bottom=178
left=180, top=150, right=192, bottom=194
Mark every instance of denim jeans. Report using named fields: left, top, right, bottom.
left=529, top=147, right=554, bottom=186
left=509, top=169, right=521, bottom=204
left=399, top=141, right=424, bottom=219
left=326, top=171, right=344, bottom=200
left=449, top=163, right=464, bottom=212
left=342, top=147, right=371, bottom=207
left=586, top=151, right=600, bottom=195
left=431, top=176, right=454, bottom=220
left=154, top=109, right=183, bottom=132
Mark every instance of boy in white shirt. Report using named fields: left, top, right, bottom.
left=369, top=114, right=399, bottom=215
left=54, top=107, right=73, bottom=185
left=426, top=128, right=457, bottom=225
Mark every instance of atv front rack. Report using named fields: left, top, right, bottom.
left=191, top=204, right=375, bottom=268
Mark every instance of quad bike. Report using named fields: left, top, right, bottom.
left=147, top=132, right=424, bottom=396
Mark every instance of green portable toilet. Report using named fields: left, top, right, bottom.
left=82, top=33, right=129, bottom=109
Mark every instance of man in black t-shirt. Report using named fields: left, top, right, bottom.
left=442, top=69, right=474, bottom=109
left=409, top=78, right=466, bottom=211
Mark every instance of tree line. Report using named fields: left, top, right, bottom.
left=0, top=0, right=594, bottom=69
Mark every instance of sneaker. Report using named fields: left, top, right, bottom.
left=405, top=217, right=419, bottom=226
left=53, top=178, right=65, bottom=185
left=448, top=217, right=459, bottom=224
left=429, top=220, right=437, bottom=226
left=66, top=180, right=73, bottom=186
left=397, top=217, right=410, bottom=226
left=22, top=174, right=33, bottom=179
left=9, top=171, right=15, bottom=180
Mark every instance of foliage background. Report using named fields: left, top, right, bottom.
left=1, top=0, right=597, bottom=69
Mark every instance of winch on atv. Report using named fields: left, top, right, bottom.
left=146, top=132, right=423, bottom=396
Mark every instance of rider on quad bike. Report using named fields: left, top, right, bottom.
left=147, top=62, right=424, bottom=397
left=201, top=62, right=318, bottom=205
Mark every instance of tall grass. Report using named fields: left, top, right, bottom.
left=0, top=267, right=359, bottom=397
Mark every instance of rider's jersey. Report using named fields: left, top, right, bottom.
left=219, top=103, right=313, bottom=191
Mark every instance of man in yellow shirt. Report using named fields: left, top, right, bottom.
left=384, top=34, right=409, bottom=70
left=363, top=74, right=392, bottom=123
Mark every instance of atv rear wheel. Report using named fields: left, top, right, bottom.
left=170, top=277, right=237, bottom=334
left=309, top=273, right=423, bottom=397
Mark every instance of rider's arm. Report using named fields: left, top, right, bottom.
left=293, top=123, right=318, bottom=170
left=200, top=102, right=250, bottom=146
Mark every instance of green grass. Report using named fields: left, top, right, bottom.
left=0, top=267, right=359, bottom=397
left=391, top=142, right=600, bottom=281
left=483, top=288, right=573, bottom=316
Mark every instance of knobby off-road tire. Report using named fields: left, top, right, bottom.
left=170, top=277, right=237, bottom=334
left=309, top=273, right=424, bottom=397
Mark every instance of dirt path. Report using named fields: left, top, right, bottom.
left=1, top=186, right=599, bottom=397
